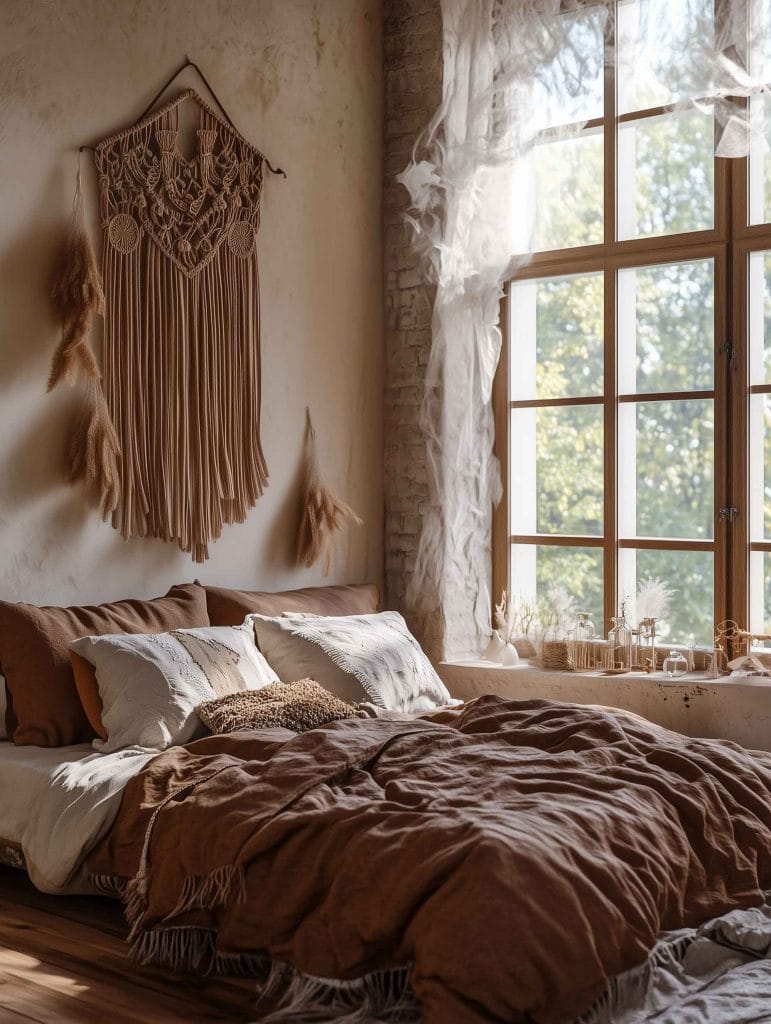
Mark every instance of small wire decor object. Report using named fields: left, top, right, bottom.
left=709, top=620, right=771, bottom=678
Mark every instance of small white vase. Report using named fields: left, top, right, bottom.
left=482, top=630, right=520, bottom=666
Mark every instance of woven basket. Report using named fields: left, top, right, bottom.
left=540, top=640, right=570, bottom=671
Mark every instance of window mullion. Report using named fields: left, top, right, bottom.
left=603, top=7, right=617, bottom=635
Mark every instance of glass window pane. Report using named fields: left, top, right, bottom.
left=748, top=395, right=771, bottom=542
left=510, top=273, right=604, bottom=402
left=617, top=0, right=714, bottom=115
left=511, top=406, right=603, bottom=536
left=747, top=95, right=771, bottom=226
left=511, top=544, right=603, bottom=633
left=748, top=251, right=771, bottom=385
left=619, top=548, right=714, bottom=645
left=530, top=4, right=605, bottom=131
left=619, top=400, right=714, bottom=540
left=515, top=128, right=603, bottom=254
left=617, top=260, right=714, bottom=394
left=749, top=551, right=771, bottom=635
left=617, top=108, right=714, bottom=240
left=749, top=0, right=771, bottom=82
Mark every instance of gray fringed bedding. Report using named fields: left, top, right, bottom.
left=577, top=901, right=771, bottom=1024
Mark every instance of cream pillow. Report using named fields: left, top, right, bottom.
left=249, top=611, right=455, bottom=713
left=71, top=623, right=278, bottom=753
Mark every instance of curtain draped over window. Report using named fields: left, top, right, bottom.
left=399, top=0, right=771, bottom=659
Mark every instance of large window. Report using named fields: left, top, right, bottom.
left=494, top=0, right=771, bottom=649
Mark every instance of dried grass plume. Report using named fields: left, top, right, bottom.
left=49, top=172, right=119, bottom=517
left=49, top=179, right=104, bottom=391
left=297, top=410, right=362, bottom=574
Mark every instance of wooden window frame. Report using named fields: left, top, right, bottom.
left=493, top=11, right=771, bottom=648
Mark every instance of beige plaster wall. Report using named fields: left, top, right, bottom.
left=0, top=0, right=383, bottom=607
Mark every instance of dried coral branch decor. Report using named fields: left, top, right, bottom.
left=297, top=410, right=362, bottom=575
left=49, top=90, right=270, bottom=561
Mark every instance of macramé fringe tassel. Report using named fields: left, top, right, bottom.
left=297, top=409, right=362, bottom=574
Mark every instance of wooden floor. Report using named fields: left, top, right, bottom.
left=0, top=867, right=258, bottom=1023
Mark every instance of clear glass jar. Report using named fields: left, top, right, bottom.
left=663, top=650, right=688, bottom=678
left=575, top=612, right=595, bottom=641
left=607, top=615, right=632, bottom=671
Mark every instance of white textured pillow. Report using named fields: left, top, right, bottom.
left=0, top=676, right=6, bottom=739
left=71, top=623, right=279, bottom=753
left=249, top=611, right=454, bottom=713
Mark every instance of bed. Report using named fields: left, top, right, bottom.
left=2, top=582, right=771, bottom=1023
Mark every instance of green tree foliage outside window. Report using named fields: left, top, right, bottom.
left=525, top=112, right=717, bottom=644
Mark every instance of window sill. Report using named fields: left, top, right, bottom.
left=436, top=659, right=771, bottom=751
left=440, top=659, right=771, bottom=689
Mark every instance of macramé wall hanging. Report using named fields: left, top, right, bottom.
left=49, top=62, right=284, bottom=561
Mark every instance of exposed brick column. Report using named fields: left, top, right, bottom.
left=382, top=0, right=443, bottom=659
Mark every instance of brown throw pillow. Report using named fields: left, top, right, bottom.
left=197, top=679, right=358, bottom=735
left=0, top=583, right=210, bottom=747
left=203, top=583, right=380, bottom=627
left=70, top=651, right=107, bottom=741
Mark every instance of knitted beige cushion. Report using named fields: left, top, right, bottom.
left=197, top=679, right=358, bottom=735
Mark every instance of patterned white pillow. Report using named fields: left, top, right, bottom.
left=71, top=623, right=278, bottom=753
left=249, top=610, right=455, bottom=713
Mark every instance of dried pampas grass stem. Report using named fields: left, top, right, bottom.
left=297, top=410, right=362, bottom=575
left=49, top=168, right=104, bottom=391
left=68, top=378, right=121, bottom=517
left=49, top=165, right=120, bottom=520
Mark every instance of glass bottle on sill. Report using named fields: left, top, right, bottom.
left=639, top=617, right=658, bottom=672
left=607, top=615, right=633, bottom=671
left=575, top=612, right=595, bottom=641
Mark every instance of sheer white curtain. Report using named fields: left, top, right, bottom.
left=398, top=0, right=770, bottom=660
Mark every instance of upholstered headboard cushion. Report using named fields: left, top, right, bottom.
left=204, top=583, right=381, bottom=627
left=0, top=583, right=210, bottom=747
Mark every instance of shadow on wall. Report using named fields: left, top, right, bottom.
left=260, top=434, right=305, bottom=572
left=0, top=164, right=64, bottom=394
left=0, top=164, right=89, bottom=558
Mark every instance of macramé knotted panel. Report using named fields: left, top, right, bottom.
left=92, top=89, right=268, bottom=561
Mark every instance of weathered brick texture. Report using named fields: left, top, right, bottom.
left=383, top=0, right=443, bottom=658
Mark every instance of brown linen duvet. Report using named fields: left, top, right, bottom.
left=87, top=696, right=771, bottom=1023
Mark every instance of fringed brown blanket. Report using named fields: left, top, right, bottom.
left=87, top=696, right=771, bottom=1023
